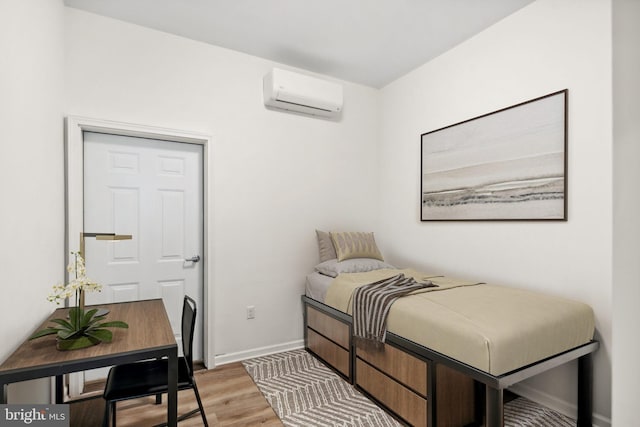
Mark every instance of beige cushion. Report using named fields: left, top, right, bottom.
left=330, top=231, right=384, bottom=262
left=316, top=230, right=337, bottom=262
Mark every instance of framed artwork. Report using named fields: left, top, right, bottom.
left=420, top=89, right=567, bottom=221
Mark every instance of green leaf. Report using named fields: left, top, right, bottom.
left=68, top=307, right=81, bottom=328
left=29, top=328, right=60, bottom=340
left=49, top=318, right=75, bottom=331
left=85, top=329, right=113, bottom=342
left=85, top=314, right=108, bottom=328
left=57, top=329, right=82, bottom=340
left=95, top=321, right=129, bottom=329
left=82, top=308, right=99, bottom=325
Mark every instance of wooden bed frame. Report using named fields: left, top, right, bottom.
left=302, top=295, right=598, bottom=427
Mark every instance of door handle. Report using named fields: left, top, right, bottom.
left=185, top=255, right=201, bottom=263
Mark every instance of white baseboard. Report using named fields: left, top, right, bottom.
left=213, top=339, right=304, bottom=367
left=509, top=382, right=610, bottom=427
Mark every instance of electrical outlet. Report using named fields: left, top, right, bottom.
left=246, top=305, right=256, bottom=319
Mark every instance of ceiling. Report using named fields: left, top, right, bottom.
left=63, top=0, right=534, bottom=88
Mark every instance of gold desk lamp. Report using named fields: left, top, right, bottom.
left=79, top=232, right=133, bottom=316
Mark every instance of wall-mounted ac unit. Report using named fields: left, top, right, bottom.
left=263, top=68, right=343, bottom=119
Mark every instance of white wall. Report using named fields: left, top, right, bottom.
left=612, top=1, right=640, bottom=425
left=0, top=0, right=65, bottom=403
left=378, top=0, right=612, bottom=424
left=64, top=8, right=380, bottom=362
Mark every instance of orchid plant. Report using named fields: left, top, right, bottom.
left=47, top=251, right=102, bottom=308
left=29, top=252, right=128, bottom=350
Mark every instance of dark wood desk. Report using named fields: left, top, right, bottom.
left=0, top=299, right=178, bottom=426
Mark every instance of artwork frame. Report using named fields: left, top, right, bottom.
left=420, top=90, right=568, bottom=221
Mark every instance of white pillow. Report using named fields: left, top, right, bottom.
left=314, top=258, right=396, bottom=278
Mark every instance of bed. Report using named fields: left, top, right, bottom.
left=302, top=231, right=598, bottom=427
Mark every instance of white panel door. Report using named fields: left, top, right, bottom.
left=83, top=132, right=204, bottom=371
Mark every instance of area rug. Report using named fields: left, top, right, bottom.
left=242, top=349, right=576, bottom=427
left=504, top=396, right=575, bottom=427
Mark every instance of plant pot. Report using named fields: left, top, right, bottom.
left=56, top=335, right=101, bottom=351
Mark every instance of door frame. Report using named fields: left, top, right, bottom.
left=65, top=116, right=215, bottom=370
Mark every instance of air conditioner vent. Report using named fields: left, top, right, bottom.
left=263, top=68, right=343, bottom=119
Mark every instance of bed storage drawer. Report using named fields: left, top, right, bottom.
left=307, top=328, right=350, bottom=377
left=356, top=340, right=476, bottom=427
left=356, top=341, right=427, bottom=397
left=306, top=305, right=350, bottom=349
left=356, top=358, right=427, bottom=426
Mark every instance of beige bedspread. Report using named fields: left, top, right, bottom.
left=325, top=269, right=595, bottom=376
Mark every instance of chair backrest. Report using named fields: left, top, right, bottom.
left=181, top=295, right=197, bottom=376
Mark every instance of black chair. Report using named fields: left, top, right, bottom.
left=102, top=296, right=208, bottom=427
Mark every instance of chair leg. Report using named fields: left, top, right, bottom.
left=111, top=401, right=117, bottom=427
left=192, top=382, right=208, bottom=427
left=154, top=409, right=201, bottom=427
left=153, top=384, right=208, bottom=427
left=155, top=357, right=163, bottom=405
left=102, top=401, right=110, bottom=427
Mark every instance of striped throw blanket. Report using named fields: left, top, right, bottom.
left=353, top=273, right=436, bottom=343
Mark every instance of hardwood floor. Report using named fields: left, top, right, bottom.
left=69, top=362, right=282, bottom=426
